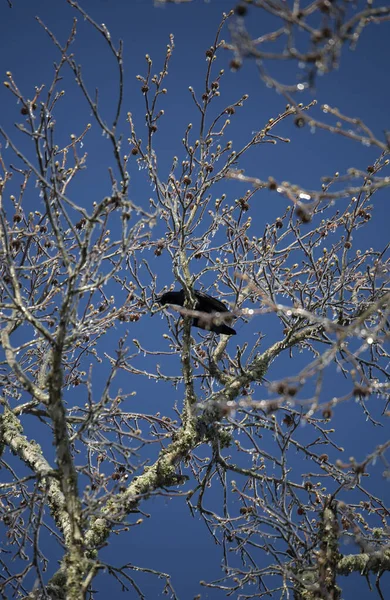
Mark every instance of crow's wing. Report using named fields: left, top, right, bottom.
left=194, top=290, right=231, bottom=313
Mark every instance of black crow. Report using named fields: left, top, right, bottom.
left=157, top=289, right=236, bottom=335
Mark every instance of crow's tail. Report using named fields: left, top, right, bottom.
left=213, top=324, right=236, bottom=336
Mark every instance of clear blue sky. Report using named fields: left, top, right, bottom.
left=1, top=0, right=389, bottom=598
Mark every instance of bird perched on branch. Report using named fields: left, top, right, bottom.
left=157, top=289, right=236, bottom=335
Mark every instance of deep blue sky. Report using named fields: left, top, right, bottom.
left=1, top=1, right=389, bottom=598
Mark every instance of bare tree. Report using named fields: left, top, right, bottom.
left=0, top=1, right=389, bottom=599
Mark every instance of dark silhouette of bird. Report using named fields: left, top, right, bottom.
left=157, top=289, right=236, bottom=335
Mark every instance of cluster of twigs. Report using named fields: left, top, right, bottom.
left=0, top=1, right=389, bottom=599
